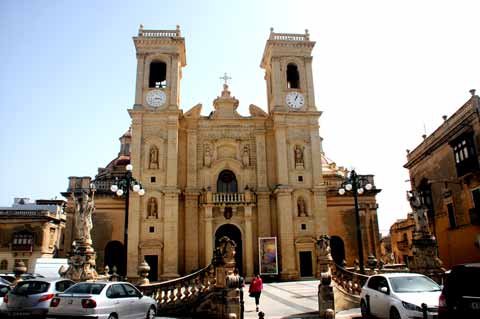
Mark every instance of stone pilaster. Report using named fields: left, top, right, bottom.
left=274, top=121, right=289, bottom=185
left=275, top=188, right=297, bottom=279
left=185, top=192, right=199, bottom=272
left=313, top=187, right=328, bottom=237
left=186, top=129, right=198, bottom=188
left=310, top=127, right=323, bottom=187
left=256, top=192, right=271, bottom=237
left=305, top=56, right=316, bottom=111
left=204, top=205, right=213, bottom=265
left=244, top=205, right=254, bottom=278
left=166, top=115, right=179, bottom=188
left=255, top=130, right=267, bottom=188
left=162, top=190, right=180, bottom=278
left=134, top=53, right=146, bottom=106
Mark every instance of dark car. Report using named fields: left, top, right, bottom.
left=439, top=263, right=480, bottom=319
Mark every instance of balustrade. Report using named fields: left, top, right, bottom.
left=139, top=29, right=181, bottom=38
left=332, top=264, right=369, bottom=296
left=137, top=264, right=215, bottom=311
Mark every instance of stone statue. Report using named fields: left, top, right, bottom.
left=149, top=146, right=159, bottom=169
left=242, top=145, right=250, bottom=167
left=148, top=197, right=158, bottom=218
left=218, top=236, right=236, bottom=267
left=204, top=143, right=212, bottom=167
left=72, top=191, right=94, bottom=245
left=297, top=197, right=307, bottom=217
left=407, top=190, right=430, bottom=234
left=316, top=235, right=335, bottom=317
left=294, top=145, right=304, bottom=166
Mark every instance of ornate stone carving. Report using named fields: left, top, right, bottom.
left=149, top=146, right=159, bottom=169
left=315, top=235, right=335, bottom=317
left=148, top=197, right=158, bottom=218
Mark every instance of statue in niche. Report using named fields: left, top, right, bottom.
left=204, top=143, right=212, bottom=167
left=149, top=146, right=159, bottom=169
left=242, top=145, right=250, bottom=167
left=297, top=197, right=307, bottom=217
left=294, top=145, right=304, bottom=166
left=147, top=197, right=158, bottom=218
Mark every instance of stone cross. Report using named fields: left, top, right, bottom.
left=219, top=72, right=232, bottom=85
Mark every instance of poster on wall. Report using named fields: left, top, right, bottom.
left=258, top=237, right=278, bottom=275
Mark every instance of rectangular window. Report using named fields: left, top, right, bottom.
left=149, top=226, right=155, bottom=233
left=150, top=176, right=156, bottom=183
left=447, top=203, right=457, bottom=228
left=470, top=189, right=480, bottom=225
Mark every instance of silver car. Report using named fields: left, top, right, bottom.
left=4, top=278, right=75, bottom=317
left=47, top=281, right=157, bottom=319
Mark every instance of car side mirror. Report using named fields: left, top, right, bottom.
left=380, top=286, right=389, bottom=294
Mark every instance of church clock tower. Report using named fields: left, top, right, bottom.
left=126, top=25, right=185, bottom=279
left=261, top=28, right=327, bottom=280
left=261, top=28, right=316, bottom=113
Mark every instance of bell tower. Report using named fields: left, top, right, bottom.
left=133, top=25, right=186, bottom=111
left=260, top=28, right=316, bottom=113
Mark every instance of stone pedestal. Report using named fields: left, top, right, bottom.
left=408, top=234, right=445, bottom=283
left=60, top=241, right=99, bottom=282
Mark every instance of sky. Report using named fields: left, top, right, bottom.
left=1, top=0, right=479, bottom=235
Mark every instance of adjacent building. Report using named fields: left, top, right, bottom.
left=404, top=90, right=480, bottom=269
left=389, top=214, right=415, bottom=265
left=63, top=26, right=382, bottom=281
left=0, top=198, right=66, bottom=272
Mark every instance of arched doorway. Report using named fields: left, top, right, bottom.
left=330, top=236, right=346, bottom=266
left=104, top=241, right=125, bottom=276
left=215, top=224, right=243, bottom=275
left=217, top=170, right=238, bottom=193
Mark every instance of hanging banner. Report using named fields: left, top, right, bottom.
left=258, top=237, right=278, bottom=275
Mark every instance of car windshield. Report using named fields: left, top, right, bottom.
left=390, top=276, right=441, bottom=293
left=64, top=283, right=106, bottom=295
left=12, top=281, right=50, bottom=295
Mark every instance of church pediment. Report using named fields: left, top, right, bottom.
left=210, top=84, right=242, bottom=119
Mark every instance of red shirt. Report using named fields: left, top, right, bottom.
left=249, top=277, right=263, bottom=293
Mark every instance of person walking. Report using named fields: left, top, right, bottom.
left=249, top=273, right=263, bottom=312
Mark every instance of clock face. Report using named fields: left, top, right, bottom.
left=286, top=92, right=305, bottom=109
left=146, top=90, right=166, bottom=107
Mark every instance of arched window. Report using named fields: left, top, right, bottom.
left=217, top=170, right=238, bottom=193
left=0, top=260, right=7, bottom=270
left=286, top=63, right=300, bottom=89
left=149, top=61, right=167, bottom=88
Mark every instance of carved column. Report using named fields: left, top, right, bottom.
left=275, top=188, right=297, bottom=279
left=162, top=190, right=180, bottom=278
left=204, top=205, right=213, bottom=265
left=185, top=192, right=199, bottom=272
left=244, top=205, right=254, bottom=278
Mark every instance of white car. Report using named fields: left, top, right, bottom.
left=47, top=281, right=157, bottom=319
left=360, top=273, right=441, bottom=319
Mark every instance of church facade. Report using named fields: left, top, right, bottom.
left=64, top=26, right=381, bottom=281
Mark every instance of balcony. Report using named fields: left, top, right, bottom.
left=202, top=190, right=256, bottom=207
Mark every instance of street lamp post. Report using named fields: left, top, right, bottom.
left=110, top=164, right=145, bottom=276
left=338, top=169, right=373, bottom=274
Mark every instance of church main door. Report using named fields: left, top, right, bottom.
left=215, top=224, right=243, bottom=275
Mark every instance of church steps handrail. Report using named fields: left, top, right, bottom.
left=332, top=263, right=369, bottom=296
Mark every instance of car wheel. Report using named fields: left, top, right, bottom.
left=108, top=314, right=117, bottom=319
left=146, top=306, right=156, bottom=319
left=360, top=299, right=370, bottom=318
left=390, top=307, right=401, bottom=319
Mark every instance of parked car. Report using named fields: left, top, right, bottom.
left=0, top=272, right=46, bottom=284
left=0, top=277, right=12, bottom=286
left=360, top=273, right=441, bottom=319
left=3, top=278, right=75, bottom=317
left=47, top=281, right=157, bottom=319
left=0, top=282, right=11, bottom=315
left=439, top=263, right=480, bottom=318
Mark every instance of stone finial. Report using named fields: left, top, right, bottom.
left=270, top=27, right=274, bottom=33
left=422, top=134, right=427, bottom=140
left=137, top=260, right=151, bottom=286
left=406, top=149, right=410, bottom=154
left=442, top=115, right=448, bottom=121
left=305, top=29, right=310, bottom=40
left=470, top=89, right=476, bottom=96
left=139, top=24, right=144, bottom=29
left=138, top=24, right=144, bottom=36
left=176, top=24, right=180, bottom=31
